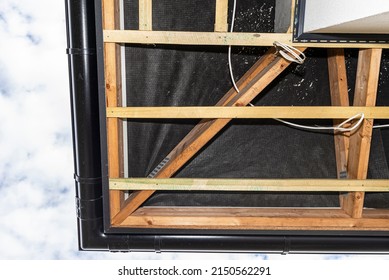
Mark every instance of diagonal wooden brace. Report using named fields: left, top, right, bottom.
left=111, top=46, right=307, bottom=225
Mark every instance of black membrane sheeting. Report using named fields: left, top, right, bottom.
left=123, top=0, right=389, bottom=208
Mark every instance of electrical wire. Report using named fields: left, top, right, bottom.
left=274, top=113, right=365, bottom=133
left=373, top=124, right=389, bottom=129
left=273, top=41, right=306, bottom=64
left=228, top=0, right=240, bottom=94
left=226, top=2, right=383, bottom=134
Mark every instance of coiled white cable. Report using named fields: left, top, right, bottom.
left=273, top=41, right=306, bottom=64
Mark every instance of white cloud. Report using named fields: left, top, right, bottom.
left=0, top=0, right=78, bottom=259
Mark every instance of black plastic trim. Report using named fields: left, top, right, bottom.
left=74, top=174, right=102, bottom=184
left=66, top=48, right=96, bottom=55
left=93, top=0, right=112, bottom=235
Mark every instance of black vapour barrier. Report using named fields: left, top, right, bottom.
left=122, top=0, right=389, bottom=209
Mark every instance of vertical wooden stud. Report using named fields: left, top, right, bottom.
left=139, top=0, right=152, bottom=31
left=215, top=0, right=229, bottom=32
left=103, top=0, right=124, bottom=219
left=327, top=49, right=350, bottom=207
left=343, top=48, right=382, bottom=218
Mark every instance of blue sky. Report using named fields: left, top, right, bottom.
left=0, top=0, right=388, bottom=260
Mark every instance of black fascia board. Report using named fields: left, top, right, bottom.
left=66, top=0, right=389, bottom=253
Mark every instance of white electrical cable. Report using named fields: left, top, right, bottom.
left=335, top=113, right=365, bottom=132
left=226, top=2, right=381, bottom=134
left=373, top=124, right=389, bottom=129
left=228, top=0, right=240, bottom=94
left=273, top=41, right=306, bottom=64
left=274, top=113, right=365, bottom=133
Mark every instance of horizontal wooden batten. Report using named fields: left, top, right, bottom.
left=106, top=106, right=389, bottom=119
left=104, top=30, right=292, bottom=46
left=109, top=178, right=389, bottom=192
left=133, top=207, right=389, bottom=218
left=103, top=30, right=389, bottom=48
left=116, top=207, right=389, bottom=230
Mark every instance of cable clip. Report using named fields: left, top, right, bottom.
left=273, top=41, right=306, bottom=64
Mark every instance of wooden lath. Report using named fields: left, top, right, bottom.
left=214, top=0, right=229, bottom=32
left=119, top=207, right=389, bottom=231
left=327, top=48, right=351, bottom=207
left=110, top=178, right=389, bottom=192
left=101, top=0, right=389, bottom=230
left=328, top=49, right=350, bottom=176
left=343, top=49, right=383, bottom=218
left=102, top=0, right=125, bottom=219
left=104, top=30, right=291, bottom=46
left=139, top=0, right=152, bottom=31
left=103, top=30, right=389, bottom=49
left=106, top=106, right=389, bottom=119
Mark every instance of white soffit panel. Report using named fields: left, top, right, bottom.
left=303, top=0, right=389, bottom=34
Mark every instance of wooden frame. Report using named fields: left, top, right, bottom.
left=102, top=0, right=389, bottom=232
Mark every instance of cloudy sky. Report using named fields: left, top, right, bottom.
left=0, top=0, right=388, bottom=261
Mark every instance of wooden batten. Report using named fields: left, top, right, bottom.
left=109, top=178, right=389, bottom=192
left=327, top=49, right=351, bottom=207
left=104, top=30, right=293, bottom=46
left=103, top=0, right=124, bottom=218
left=139, top=0, right=152, bottom=31
left=328, top=49, right=350, bottom=176
left=117, top=207, right=389, bottom=231
left=103, top=30, right=389, bottom=49
left=215, top=0, right=229, bottom=32
left=343, top=49, right=383, bottom=218
left=106, top=106, right=389, bottom=119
